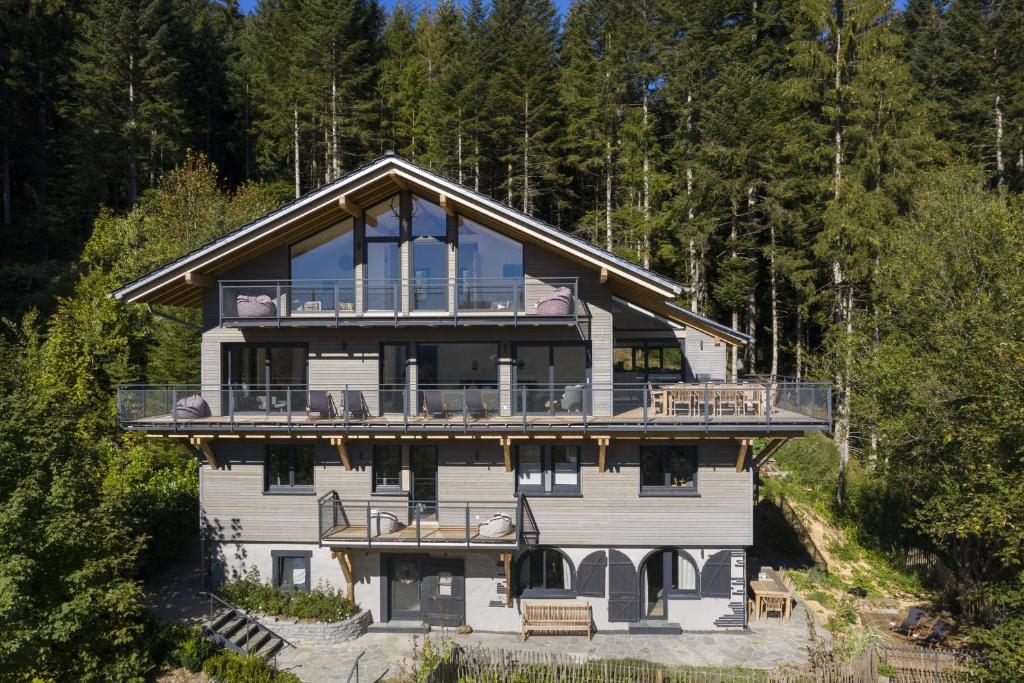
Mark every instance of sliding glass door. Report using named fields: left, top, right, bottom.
left=365, top=197, right=402, bottom=311
left=223, top=344, right=307, bottom=414
left=513, top=343, right=589, bottom=414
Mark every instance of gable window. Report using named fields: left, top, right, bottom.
left=411, top=196, right=449, bottom=311
left=457, top=217, right=524, bottom=311
left=517, top=547, right=574, bottom=597
left=372, top=444, right=403, bottom=494
left=640, top=446, right=698, bottom=495
left=264, top=445, right=315, bottom=494
left=365, top=197, right=402, bottom=311
left=272, top=550, right=311, bottom=592
left=290, top=218, right=355, bottom=313
left=516, top=444, right=580, bottom=496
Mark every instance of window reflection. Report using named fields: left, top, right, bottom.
left=457, top=217, right=523, bottom=311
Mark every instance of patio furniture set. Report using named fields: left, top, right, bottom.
left=890, top=608, right=952, bottom=648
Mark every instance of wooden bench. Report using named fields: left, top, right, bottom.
left=521, top=600, right=592, bottom=641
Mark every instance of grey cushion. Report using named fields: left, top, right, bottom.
left=175, top=394, right=211, bottom=420
left=236, top=294, right=276, bottom=317
left=560, top=384, right=584, bottom=412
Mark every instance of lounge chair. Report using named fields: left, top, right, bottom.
left=890, top=607, right=926, bottom=635
left=341, top=390, right=370, bottom=419
left=913, top=618, right=951, bottom=647
left=559, top=384, right=584, bottom=412
left=421, top=389, right=448, bottom=418
left=306, top=390, right=338, bottom=420
left=464, top=389, right=489, bottom=418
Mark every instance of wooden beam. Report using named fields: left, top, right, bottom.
left=331, top=549, right=355, bottom=601
left=502, top=437, right=513, bottom=472
left=599, top=267, right=609, bottom=284
left=337, top=195, right=361, bottom=215
left=388, top=170, right=408, bottom=190
left=500, top=553, right=513, bottom=607
left=752, top=438, right=789, bottom=469
left=331, top=438, right=352, bottom=470
left=438, top=192, right=456, bottom=217
left=190, top=437, right=218, bottom=469
left=736, top=440, right=750, bottom=472
left=596, top=436, right=611, bottom=472
left=183, top=271, right=215, bottom=288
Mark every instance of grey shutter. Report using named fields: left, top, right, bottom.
left=576, top=551, right=607, bottom=597
left=700, top=550, right=732, bottom=598
left=607, top=549, right=639, bottom=622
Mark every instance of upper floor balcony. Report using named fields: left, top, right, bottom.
left=116, top=380, right=831, bottom=435
left=219, top=277, right=582, bottom=328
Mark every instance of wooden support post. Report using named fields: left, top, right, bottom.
left=502, top=437, right=512, bottom=472
left=331, top=438, right=352, bottom=470
left=331, top=549, right=355, bottom=601
left=736, top=439, right=750, bottom=472
left=596, top=436, right=610, bottom=472
left=500, top=553, right=513, bottom=607
left=388, top=170, right=408, bottom=190
left=752, top=438, right=789, bottom=470
left=190, top=437, right=218, bottom=469
left=599, top=267, right=609, bottom=284
left=439, top=192, right=456, bottom=217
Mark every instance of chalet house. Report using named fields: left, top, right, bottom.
left=112, top=154, right=831, bottom=634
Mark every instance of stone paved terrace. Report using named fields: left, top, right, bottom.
left=275, top=603, right=825, bottom=682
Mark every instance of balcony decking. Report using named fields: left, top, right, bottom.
left=118, top=382, right=830, bottom=436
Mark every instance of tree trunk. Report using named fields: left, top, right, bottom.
left=832, top=13, right=850, bottom=506
left=795, top=308, right=803, bottom=381
left=331, top=67, right=340, bottom=182
left=507, top=161, right=513, bottom=206
left=730, top=199, right=739, bottom=381
left=995, top=94, right=1004, bottom=191
left=641, top=89, right=651, bottom=269
left=523, top=93, right=530, bottom=214
left=474, top=139, right=480, bottom=192
left=293, top=107, right=301, bottom=198
left=769, top=221, right=779, bottom=380
left=127, top=52, right=138, bottom=209
left=605, top=140, right=613, bottom=252
left=745, top=186, right=757, bottom=374
left=457, top=109, right=463, bottom=185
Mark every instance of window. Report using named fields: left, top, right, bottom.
left=416, top=343, right=499, bottom=387
left=272, top=550, right=311, bottom=592
left=514, top=343, right=590, bottom=414
left=365, top=196, right=401, bottom=310
left=640, top=446, right=698, bottom=495
left=517, top=547, right=574, bottom=597
left=643, top=548, right=698, bottom=617
left=411, top=196, right=448, bottom=311
left=457, top=217, right=523, bottom=311
left=613, top=342, right=683, bottom=383
left=373, top=445, right=403, bottom=493
left=264, top=445, right=315, bottom=493
left=290, top=219, right=355, bottom=312
left=673, top=551, right=698, bottom=594
left=516, top=444, right=580, bottom=495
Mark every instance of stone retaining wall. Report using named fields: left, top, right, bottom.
left=254, top=609, right=371, bottom=644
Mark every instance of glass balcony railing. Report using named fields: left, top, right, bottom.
left=116, top=381, right=832, bottom=433
left=218, top=277, right=579, bottom=326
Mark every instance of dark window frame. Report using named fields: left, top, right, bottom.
left=516, top=547, right=576, bottom=598
left=363, top=194, right=404, bottom=311
left=372, top=444, right=404, bottom=495
left=410, top=194, right=450, bottom=311
left=271, top=550, right=312, bottom=592
left=263, top=444, right=316, bottom=495
left=639, top=446, right=699, bottom=497
left=515, top=444, right=581, bottom=496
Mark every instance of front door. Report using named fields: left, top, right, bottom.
left=387, top=557, right=423, bottom=621
left=422, top=559, right=465, bottom=627
left=410, top=446, right=438, bottom=517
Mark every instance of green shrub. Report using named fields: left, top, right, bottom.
left=202, top=652, right=302, bottom=683
left=152, top=622, right=221, bottom=673
left=220, top=569, right=358, bottom=622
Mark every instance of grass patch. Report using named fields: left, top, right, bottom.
left=221, top=569, right=359, bottom=622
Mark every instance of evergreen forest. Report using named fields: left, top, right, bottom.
left=0, top=0, right=1022, bottom=679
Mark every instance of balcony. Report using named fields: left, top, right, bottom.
left=117, top=381, right=831, bottom=434
left=219, top=277, right=581, bottom=327
left=317, top=494, right=532, bottom=549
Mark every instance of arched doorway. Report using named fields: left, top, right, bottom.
left=639, top=548, right=699, bottom=620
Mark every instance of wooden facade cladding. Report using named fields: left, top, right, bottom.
left=200, top=440, right=752, bottom=547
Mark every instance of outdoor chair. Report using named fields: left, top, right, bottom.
left=559, top=384, right=584, bottom=412
left=422, top=389, right=448, bottom=418
left=464, top=389, right=489, bottom=418
left=890, top=607, right=926, bottom=636
left=762, top=595, right=787, bottom=619
left=341, top=390, right=370, bottom=420
left=306, top=390, right=338, bottom=420
left=913, top=618, right=951, bottom=648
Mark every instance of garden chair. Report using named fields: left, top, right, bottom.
left=421, top=389, right=448, bottom=418
left=464, top=388, right=489, bottom=419
left=913, top=618, right=951, bottom=648
left=341, top=390, right=370, bottom=420
left=890, top=607, right=926, bottom=636
left=306, top=390, right=338, bottom=420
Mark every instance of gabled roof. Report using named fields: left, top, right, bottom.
left=111, top=153, right=748, bottom=345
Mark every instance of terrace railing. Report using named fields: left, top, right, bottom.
left=317, top=492, right=522, bottom=548
left=219, top=277, right=580, bottom=326
left=116, top=380, right=832, bottom=432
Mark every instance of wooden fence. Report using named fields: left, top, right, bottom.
left=421, top=644, right=972, bottom=683
left=900, top=548, right=995, bottom=627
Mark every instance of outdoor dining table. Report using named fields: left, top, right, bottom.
left=750, top=579, right=792, bottom=621
left=657, top=383, right=766, bottom=417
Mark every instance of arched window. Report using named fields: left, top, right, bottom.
left=641, top=548, right=699, bottom=619
left=516, top=547, right=574, bottom=597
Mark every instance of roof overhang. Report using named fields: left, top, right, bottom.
left=111, top=155, right=683, bottom=307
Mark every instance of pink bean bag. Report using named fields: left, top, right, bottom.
left=236, top=294, right=276, bottom=317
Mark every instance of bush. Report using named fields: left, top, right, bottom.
left=152, top=622, right=222, bottom=673
left=220, top=569, right=358, bottom=622
left=202, top=652, right=302, bottom=682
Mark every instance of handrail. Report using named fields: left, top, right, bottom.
left=346, top=651, right=366, bottom=683
left=204, top=591, right=295, bottom=653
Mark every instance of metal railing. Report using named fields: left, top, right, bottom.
left=218, top=277, right=579, bottom=326
left=317, top=492, right=523, bottom=547
left=203, top=592, right=292, bottom=661
left=116, top=380, right=832, bottom=432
